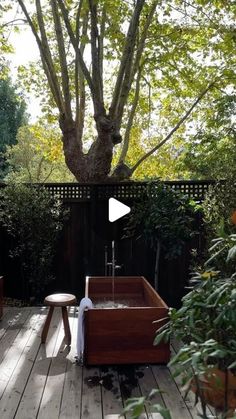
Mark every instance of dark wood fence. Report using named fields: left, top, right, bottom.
left=0, top=180, right=214, bottom=307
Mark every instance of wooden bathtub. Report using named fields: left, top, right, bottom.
left=84, top=276, right=170, bottom=365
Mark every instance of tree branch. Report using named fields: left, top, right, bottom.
left=118, top=66, right=142, bottom=164
left=130, top=81, right=216, bottom=174
left=42, top=165, right=54, bottom=183
left=50, top=0, right=72, bottom=119
left=75, top=11, right=88, bottom=143
left=88, top=0, right=104, bottom=115
left=1, top=18, right=27, bottom=28
left=57, top=0, right=95, bottom=96
left=109, top=0, right=145, bottom=120
left=35, top=0, right=65, bottom=112
left=17, top=0, right=64, bottom=113
left=98, top=4, right=106, bottom=98
left=36, top=156, right=45, bottom=182
left=75, top=0, right=84, bottom=44
left=116, top=0, right=158, bottom=128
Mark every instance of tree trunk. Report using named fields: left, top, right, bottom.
left=86, top=134, right=113, bottom=182
left=60, top=115, right=114, bottom=182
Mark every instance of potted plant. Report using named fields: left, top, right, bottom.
left=154, top=230, right=236, bottom=418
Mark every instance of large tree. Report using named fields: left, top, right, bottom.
left=8, top=0, right=236, bottom=181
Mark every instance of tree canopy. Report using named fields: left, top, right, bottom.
left=0, top=2, right=14, bottom=76
left=178, top=94, right=236, bottom=179
left=4, top=122, right=75, bottom=182
left=2, top=0, right=236, bottom=181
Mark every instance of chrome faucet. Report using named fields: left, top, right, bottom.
left=104, top=241, right=122, bottom=276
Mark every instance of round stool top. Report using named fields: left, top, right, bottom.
left=44, top=293, right=76, bottom=307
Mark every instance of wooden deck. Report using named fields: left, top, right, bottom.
left=0, top=306, right=208, bottom=419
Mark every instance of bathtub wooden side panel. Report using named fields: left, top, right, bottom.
left=84, top=307, right=170, bottom=365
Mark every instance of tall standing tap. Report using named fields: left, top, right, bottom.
left=112, top=240, right=115, bottom=277
left=104, top=241, right=122, bottom=276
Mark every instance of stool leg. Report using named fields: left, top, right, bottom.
left=41, top=306, right=54, bottom=343
left=62, top=306, right=71, bottom=345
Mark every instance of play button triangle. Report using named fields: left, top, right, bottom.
left=109, top=198, right=131, bottom=222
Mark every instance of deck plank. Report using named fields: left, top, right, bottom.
left=0, top=308, right=213, bottom=419
left=0, top=308, right=46, bottom=418
left=0, top=307, right=23, bottom=340
left=171, top=340, right=214, bottom=418
left=38, top=307, right=78, bottom=419
left=0, top=308, right=32, bottom=364
left=15, top=307, right=62, bottom=419
left=0, top=308, right=38, bottom=398
left=152, top=365, right=193, bottom=419
left=118, top=365, right=148, bottom=419
left=59, top=307, right=83, bottom=419
left=81, top=366, right=103, bottom=419
left=138, top=364, right=165, bottom=418
left=100, top=366, right=124, bottom=419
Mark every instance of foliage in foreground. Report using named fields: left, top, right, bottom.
left=0, top=183, right=67, bottom=301
left=154, top=228, right=236, bottom=418
left=123, top=389, right=171, bottom=419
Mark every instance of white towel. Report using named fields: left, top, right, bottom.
left=77, top=297, right=93, bottom=359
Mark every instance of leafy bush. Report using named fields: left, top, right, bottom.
left=125, top=182, right=196, bottom=258
left=203, top=176, right=236, bottom=239
left=124, top=182, right=197, bottom=289
left=0, top=183, right=67, bottom=302
left=123, top=389, right=171, bottom=419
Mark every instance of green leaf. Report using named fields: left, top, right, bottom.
left=227, top=245, right=236, bottom=262
left=152, top=404, right=172, bottom=419
left=154, top=330, right=168, bottom=346
left=228, top=360, right=236, bottom=369
left=123, top=397, right=145, bottom=418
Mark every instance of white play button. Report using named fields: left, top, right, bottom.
left=109, top=198, right=131, bottom=222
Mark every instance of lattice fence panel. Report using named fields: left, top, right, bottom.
left=0, top=180, right=216, bottom=202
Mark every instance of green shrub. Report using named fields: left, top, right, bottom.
left=203, top=177, right=236, bottom=239
left=124, top=182, right=198, bottom=290
left=0, top=183, right=67, bottom=302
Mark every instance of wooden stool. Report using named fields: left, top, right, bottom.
left=41, top=293, right=76, bottom=345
